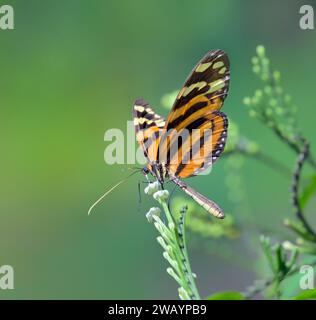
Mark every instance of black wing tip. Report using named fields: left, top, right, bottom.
left=207, top=49, right=227, bottom=56
left=202, top=49, right=229, bottom=65
left=134, top=98, right=149, bottom=106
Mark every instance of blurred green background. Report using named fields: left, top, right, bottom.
left=1, top=0, right=316, bottom=299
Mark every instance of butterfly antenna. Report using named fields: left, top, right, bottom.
left=127, top=166, right=143, bottom=171
left=88, top=170, right=140, bottom=215
left=167, top=183, right=177, bottom=212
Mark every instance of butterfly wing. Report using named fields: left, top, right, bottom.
left=165, top=49, right=230, bottom=131
left=133, top=99, right=165, bottom=163
left=159, top=50, right=230, bottom=178
left=167, top=111, right=228, bottom=178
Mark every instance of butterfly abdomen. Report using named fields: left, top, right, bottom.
left=170, top=176, right=225, bottom=219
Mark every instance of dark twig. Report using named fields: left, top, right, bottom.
left=271, top=125, right=316, bottom=169
left=243, top=278, right=273, bottom=300
left=291, top=140, right=316, bottom=241
left=224, top=146, right=291, bottom=177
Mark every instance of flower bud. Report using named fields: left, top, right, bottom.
left=282, top=241, right=296, bottom=251
left=144, top=181, right=159, bottom=195
left=153, top=190, right=170, bottom=201
left=256, top=45, right=265, bottom=57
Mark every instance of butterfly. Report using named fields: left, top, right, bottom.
left=133, top=49, right=230, bottom=219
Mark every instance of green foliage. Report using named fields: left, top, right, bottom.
left=171, top=196, right=239, bottom=239
left=300, top=174, right=316, bottom=209
left=187, top=211, right=239, bottom=239
left=207, top=291, right=245, bottom=300
left=261, top=236, right=298, bottom=280
left=292, top=289, right=316, bottom=300
left=284, top=219, right=316, bottom=243
left=244, top=236, right=298, bottom=299
left=244, top=45, right=299, bottom=147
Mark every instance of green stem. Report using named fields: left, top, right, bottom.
left=177, top=207, right=201, bottom=300
left=244, top=260, right=316, bottom=299
left=160, top=200, right=201, bottom=300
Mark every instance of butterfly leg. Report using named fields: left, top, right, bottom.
left=137, top=180, right=142, bottom=214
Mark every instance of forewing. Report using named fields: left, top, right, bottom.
left=133, top=99, right=165, bottom=162
left=159, top=50, right=230, bottom=177
left=165, top=49, right=230, bottom=131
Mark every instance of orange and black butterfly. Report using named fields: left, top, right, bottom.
left=133, top=50, right=230, bottom=219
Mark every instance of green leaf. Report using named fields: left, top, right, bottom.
left=300, top=174, right=316, bottom=209
left=207, top=291, right=245, bottom=300
left=292, top=289, right=316, bottom=300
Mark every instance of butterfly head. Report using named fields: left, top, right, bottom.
left=141, top=163, right=168, bottom=188
left=141, top=167, right=150, bottom=176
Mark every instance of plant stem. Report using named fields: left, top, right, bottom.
left=177, top=206, right=201, bottom=300
left=224, top=147, right=291, bottom=178
left=272, top=126, right=316, bottom=170
left=160, top=201, right=201, bottom=300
